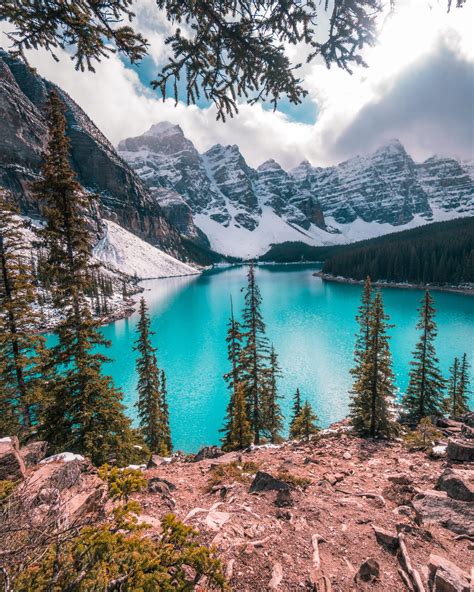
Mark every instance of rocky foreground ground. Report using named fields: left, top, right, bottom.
left=1, top=418, right=473, bottom=591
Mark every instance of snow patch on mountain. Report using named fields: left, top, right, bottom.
left=93, top=220, right=199, bottom=279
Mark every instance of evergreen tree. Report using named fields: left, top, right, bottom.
left=351, top=276, right=373, bottom=384
left=239, top=262, right=270, bottom=444
left=402, top=291, right=445, bottom=424
left=0, top=192, right=48, bottom=438
left=443, top=357, right=463, bottom=417
left=290, top=401, right=319, bottom=441
left=34, top=90, right=138, bottom=465
left=134, top=298, right=172, bottom=455
left=262, top=345, right=284, bottom=443
left=289, top=387, right=302, bottom=436
left=350, top=291, right=397, bottom=438
left=221, top=297, right=244, bottom=449
left=160, top=369, right=173, bottom=455
left=455, top=353, right=471, bottom=416
left=225, top=382, right=253, bottom=451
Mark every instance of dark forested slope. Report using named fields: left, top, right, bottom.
left=321, top=217, right=474, bottom=285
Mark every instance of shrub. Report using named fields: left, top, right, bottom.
left=403, top=417, right=443, bottom=451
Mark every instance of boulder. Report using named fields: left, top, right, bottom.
left=357, top=558, right=379, bottom=582
left=193, top=446, right=224, bottom=462
left=447, top=439, right=474, bottom=462
left=437, top=468, right=474, bottom=502
left=459, top=412, right=474, bottom=428
left=147, top=476, right=176, bottom=495
left=20, top=441, right=48, bottom=467
left=249, top=471, right=290, bottom=493
left=428, top=554, right=471, bottom=592
left=0, top=436, right=26, bottom=481
left=412, top=490, right=474, bottom=535
left=372, top=525, right=399, bottom=550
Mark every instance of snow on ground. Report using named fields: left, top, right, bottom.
left=93, top=220, right=199, bottom=279
left=195, top=207, right=474, bottom=258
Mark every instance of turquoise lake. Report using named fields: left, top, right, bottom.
left=85, top=265, right=474, bottom=452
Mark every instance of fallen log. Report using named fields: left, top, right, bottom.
left=397, top=533, right=425, bottom=592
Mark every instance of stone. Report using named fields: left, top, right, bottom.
left=147, top=477, right=176, bottom=495
left=428, top=554, right=471, bottom=592
left=437, top=468, right=474, bottom=502
left=459, top=412, right=474, bottom=428
left=372, top=525, right=399, bottom=550
left=193, top=446, right=224, bottom=462
left=147, top=455, right=165, bottom=469
left=249, top=471, right=290, bottom=493
left=387, top=474, right=412, bottom=485
left=434, top=569, right=470, bottom=592
left=205, top=510, right=230, bottom=531
left=323, top=472, right=344, bottom=486
left=274, top=489, right=294, bottom=507
left=412, top=490, right=474, bottom=535
left=0, top=436, right=26, bottom=481
left=20, top=441, right=48, bottom=467
left=342, top=451, right=352, bottom=460
left=358, top=558, right=380, bottom=582
left=447, top=439, right=474, bottom=462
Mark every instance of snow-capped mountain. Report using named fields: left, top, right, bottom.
left=118, top=123, right=474, bottom=258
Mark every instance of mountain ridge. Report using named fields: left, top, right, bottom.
left=118, top=122, right=474, bottom=258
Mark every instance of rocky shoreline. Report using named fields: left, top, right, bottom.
left=313, top=271, right=474, bottom=297
left=2, top=415, right=473, bottom=591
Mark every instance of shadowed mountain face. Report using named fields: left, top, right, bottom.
left=0, top=51, right=189, bottom=257
left=118, top=123, right=474, bottom=257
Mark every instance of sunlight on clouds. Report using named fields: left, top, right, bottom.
left=0, top=0, right=472, bottom=168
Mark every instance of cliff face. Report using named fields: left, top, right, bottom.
left=0, top=51, right=186, bottom=257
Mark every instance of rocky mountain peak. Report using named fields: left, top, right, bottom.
left=144, top=121, right=182, bottom=137
left=257, top=159, right=283, bottom=172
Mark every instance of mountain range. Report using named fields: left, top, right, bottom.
left=118, top=123, right=474, bottom=258
left=1, top=49, right=473, bottom=264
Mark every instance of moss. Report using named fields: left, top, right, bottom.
left=276, top=469, right=311, bottom=489
left=206, top=461, right=259, bottom=492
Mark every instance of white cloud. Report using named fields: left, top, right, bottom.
left=1, top=0, right=472, bottom=168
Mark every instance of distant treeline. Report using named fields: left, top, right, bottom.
left=322, top=217, right=474, bottom=285
left=259, top=241, right=341, bottom=263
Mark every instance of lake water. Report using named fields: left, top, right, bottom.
left=86, top=265, right=474, bottom=452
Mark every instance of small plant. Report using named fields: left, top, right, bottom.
left=206, top=461, right=259, bottom=492
left=277, top=469, right=311, bottom=489
left=0, top=480, right=15, bottom=503
left=13, top=466, right=227, bottom=590
left=403, top=417, right=443, bottom=451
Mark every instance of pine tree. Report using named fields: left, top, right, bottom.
left=454, top=353, right=471, bottom=416
left=34, top=90, right=138, bottom=465
left=290, top=401, right=319, bottom=441
left=226, top=382, right=253, bottom=450
left=134, top=298, right=172, bottom=455
left=350, top=291, right=397, bottom=438
left=262, top=345, right=284, bottom=443
left=443, top=357, right=463, bottom=417
left=160, top=369, right=173, bottom=455
left=0, top=192, right=48, bottom=438
left=239, top=262, right=270, bottom=444
left=351, top=276, right=373, bottom=384
left=289, top=387, right=302, bottom=437
left=402, top=291, right=445, bottom=424
left=221, top=297, right=244, bottom=449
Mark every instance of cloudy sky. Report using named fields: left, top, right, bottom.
left=1, top=0, right=473, bottom=169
